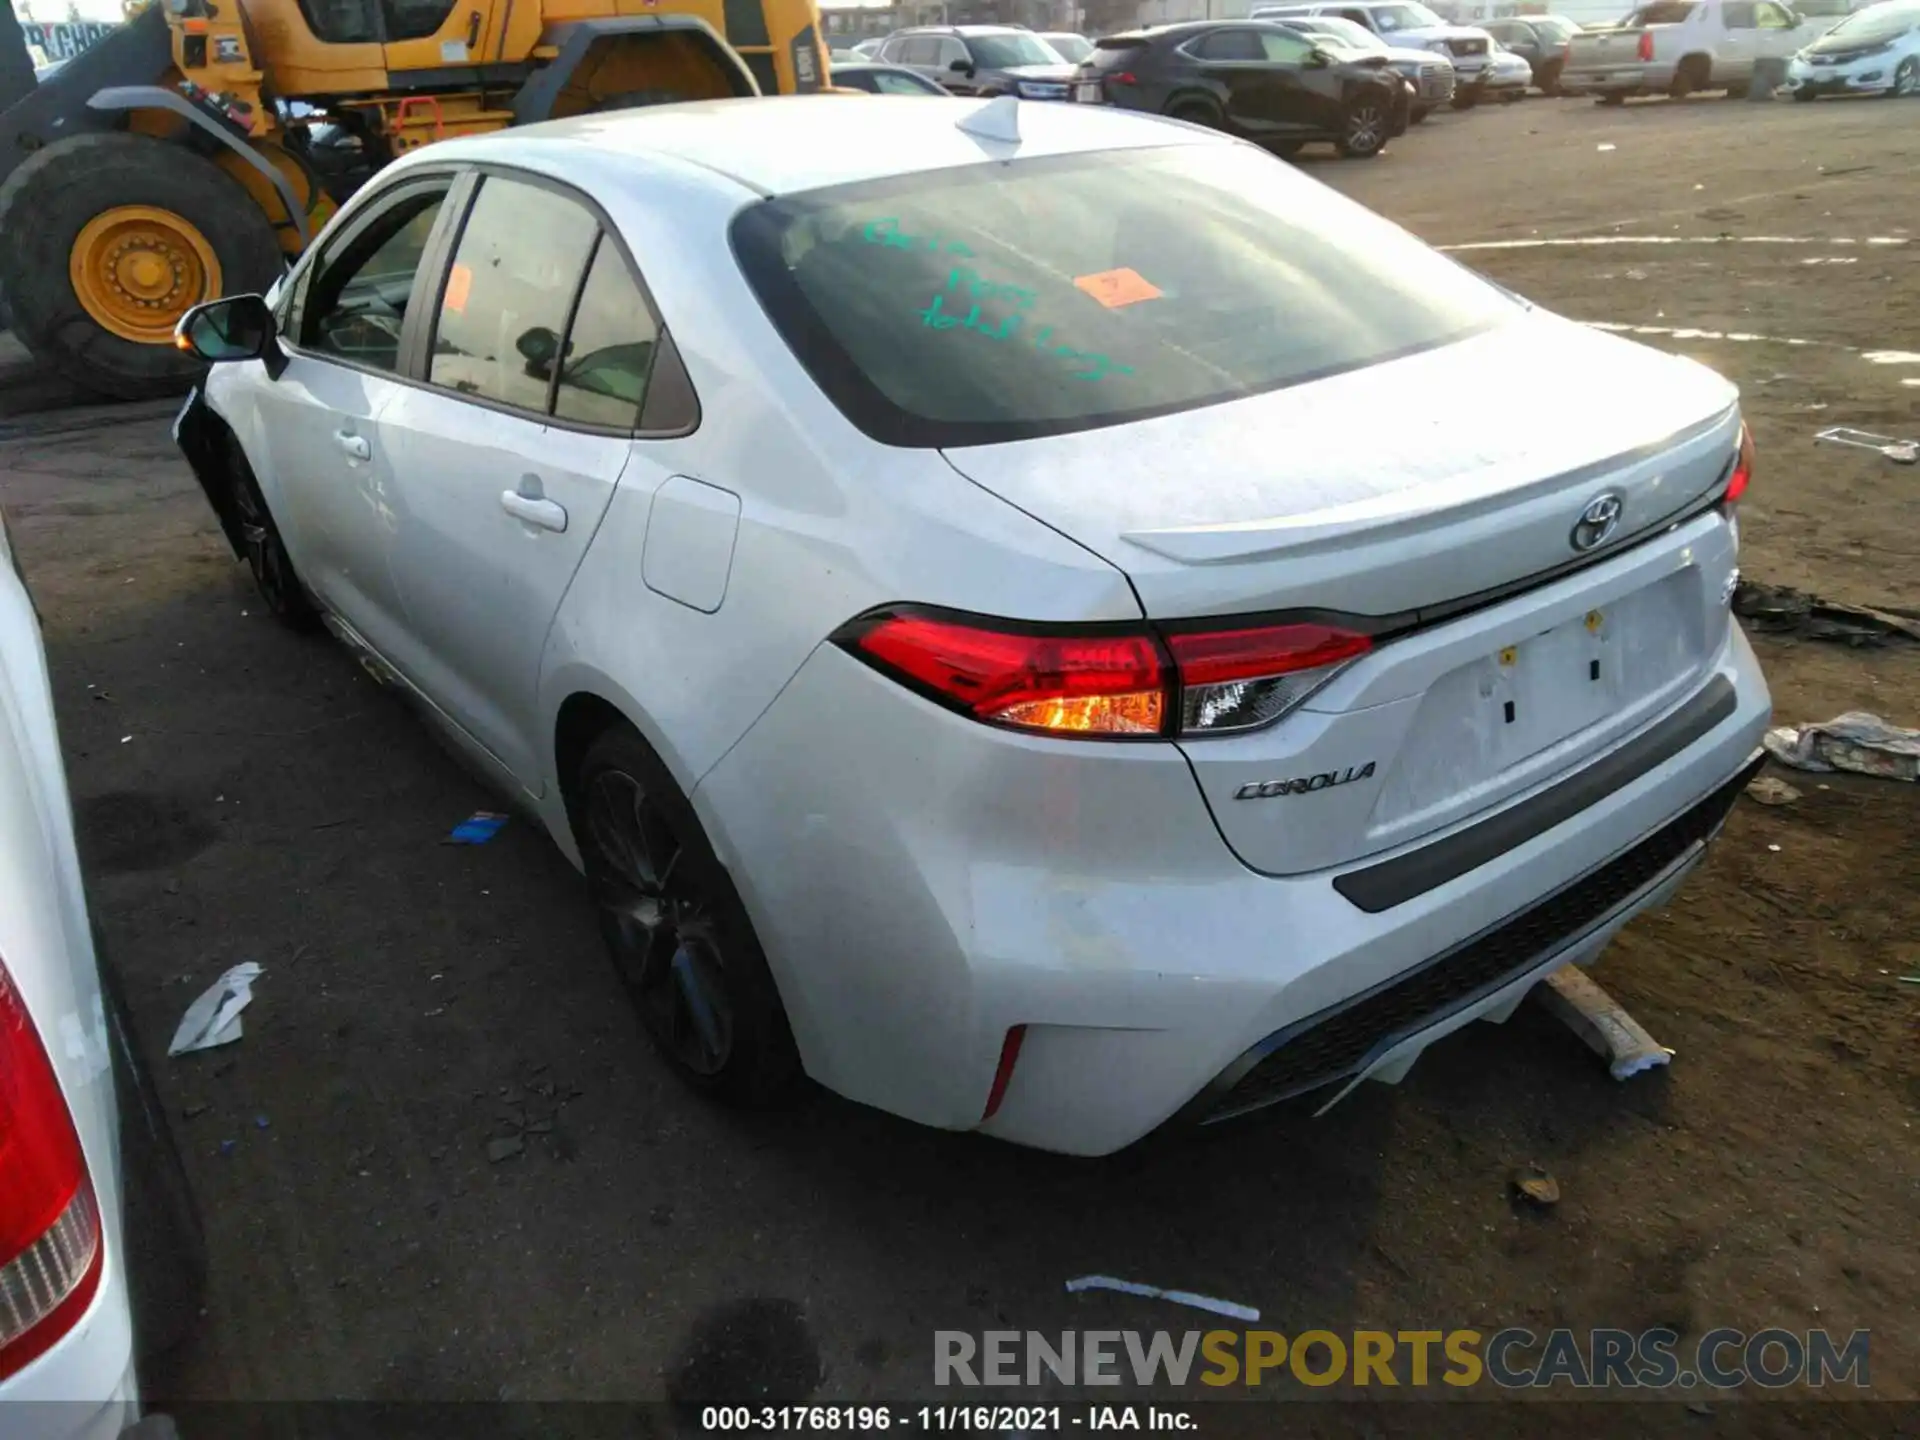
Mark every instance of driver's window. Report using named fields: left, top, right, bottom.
left=1755, top=2, right=1793, bottom=26
left=300, top=185, right=449, bottom=373
left=427, top=174, right=598, bottom=414
left=1336, top=8, right=1374, bottom=26
left=1723, top=1, right=1757, bottom=26
left=937, top=37, right=970, bottom=67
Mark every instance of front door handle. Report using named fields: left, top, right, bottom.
left=336, top=432, right=370, bottom=461
left=500, top=488, right=568, bottom=533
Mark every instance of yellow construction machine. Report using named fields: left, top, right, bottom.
left=0, top=0, right=827, bottom=397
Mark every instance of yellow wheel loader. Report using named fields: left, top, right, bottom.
left=0, top=0, right=826, bottom=398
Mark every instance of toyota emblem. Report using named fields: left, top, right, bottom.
left=1570, top=492, right=1625, bottom=553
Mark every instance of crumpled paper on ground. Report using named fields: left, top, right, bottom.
left=1763, top=712, right=1920, bottom=781
left=168, top=962, right=263, bottom=1056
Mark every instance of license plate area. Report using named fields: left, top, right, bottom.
left=1074, top=80, right=1103, bottom=102
left=1369, top=569, right=1706, bottom=836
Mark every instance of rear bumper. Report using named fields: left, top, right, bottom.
left=699, top=620, right=1771, bottom=1156
left=1559, top=62, right=1677, bottom=93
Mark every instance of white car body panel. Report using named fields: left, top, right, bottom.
left=196, top=98, right=1771, bottom=1154
left=1785, top=0, right=1920, bottom=91
left=0, top=518, right=138, bottom=1430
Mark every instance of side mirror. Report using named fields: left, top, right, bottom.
left=175, top=294, right=285, bottom=379
left=1306, top=46, right=1332, bottom=66
left=948, top=56, right=974, bottom=73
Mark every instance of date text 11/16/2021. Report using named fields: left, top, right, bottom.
left=699, top=1405, right=1197, bottom=1432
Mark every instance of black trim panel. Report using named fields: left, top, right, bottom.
left=1333, top=674, right=1738, bottom=913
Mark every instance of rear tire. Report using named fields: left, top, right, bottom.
left=0, top=133, right=283, bottom=401
left=1167, top=99, right=1223, bottom=128
left=571, top=724, right=801, bottom=1106
left=1669, top=55, right=1709, bottom=98
left=1793, top=85, right=1818, bottom=100
left=1450, top=87, right=1480, bottom=110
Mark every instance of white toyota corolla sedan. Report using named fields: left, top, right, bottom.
left=174, top=95, right=1770, bottom=1156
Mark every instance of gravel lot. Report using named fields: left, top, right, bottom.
left=1, top=93, right=1915, bottom=1423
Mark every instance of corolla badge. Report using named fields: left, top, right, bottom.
left=1570, top=492, right=1625, bottom=553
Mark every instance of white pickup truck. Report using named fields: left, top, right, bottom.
left=1559, top=0, right=1815, bottom=99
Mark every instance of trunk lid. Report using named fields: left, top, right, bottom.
left=941, top=314, right=1744, bottom=875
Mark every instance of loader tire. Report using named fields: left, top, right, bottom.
left=590, top=89, right=690, bottom=111
left=0, top=132, right=283, bottom=401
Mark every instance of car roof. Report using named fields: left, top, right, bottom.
left=408, top=95, right=1229, bottom=201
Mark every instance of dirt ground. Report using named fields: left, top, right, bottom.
left=1, top=94, right=1915, bottom=1424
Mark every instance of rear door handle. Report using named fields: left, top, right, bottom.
left=336, top=432, right=370, bottom=461
left=500, top=489, right=568, bottom=533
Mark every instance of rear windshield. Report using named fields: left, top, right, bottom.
left=1533, top=15, right=1581, bottom=36
left=1092, top=35, right=1151, bottom=63
left=728, top=146, right=1514, bottom=448
left=1626, top=2, right=1697, bottom=21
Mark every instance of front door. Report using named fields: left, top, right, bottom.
left=374, top=170, right=663, bottom=786
left=1259, top=26, right=1344, bottom=130
left=1753, top=0, right=1802, bottom=60
left=1719, top=0, right=1760, bottom=80
left=1188, top=28, right=1295, bottom=135
left=257, top=176, right=457, bottom=665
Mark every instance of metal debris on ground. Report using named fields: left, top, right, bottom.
left=1510, top=1166, right=1560, bottom=1207
left=1814, top=426, right=1918, bottom=465
left=1744, top=775, right=1801, bottom=806
left=1064, top=1275, right=1261, bottom=1322
left=1764, top=713, right=1920, bottom=781
left=167, top=962, right=263, bottom=1056
left=1732, top=580, right=1920, bottom=647
left=1535, top=966, right=1674, bottom=1080
left=446, top=811, right=509, bottom=845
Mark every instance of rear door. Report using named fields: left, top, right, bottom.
left=372, top=169, right=667, bottom=787
left=1185, top=28, right=1296, bottom=133
left=257, top=175, right=458, bottom=665
left=1718, top=0, right=1759, bottom=77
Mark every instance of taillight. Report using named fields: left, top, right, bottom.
left=0, top=957, right=102, bottom=1381
left=848, top=612, right=1169, bottom=736
left=1636, top=31, right=1654, bottom=60
left=1167, top=623, right=1373, bottom=734
left=1723, top=423, right=1754, bottom=506
left=838, top=609, right=1372, bottom=739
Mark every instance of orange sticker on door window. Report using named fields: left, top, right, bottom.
left=444, top=262, right=473, bottom=313
left=1073, top=267, right=1163, bottom=309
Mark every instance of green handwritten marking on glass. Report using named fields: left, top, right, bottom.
left=860, top=218, right=974, bottom=256
left=891, top=250, right=1137, bottom=381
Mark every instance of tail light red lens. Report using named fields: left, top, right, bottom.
left=1636, top=31, right=1654, bottom=60
left=1109, top=71, right=1136, bottom=84
left=1723, top=422, right=1754, bottom=506
left=1168, top=623, right=1373, bottom=734
left=0, top=957, right=103, bottom=1381
left=840, top=610, right=1372, bottom=739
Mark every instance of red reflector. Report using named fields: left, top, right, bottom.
left=1636, top=31, right=1654, bottom=60
left=0, top=958, right=102, bottom=1380
left=1166, top=623, right=1372, bottom=686
left=849, top=613, right=1170, bottom=736
left=982, top=1024, right=1027, bottom=1121
left=1110, top=71, right=1136, bottom=84
left=1724, top=423, right=1754, bottom=505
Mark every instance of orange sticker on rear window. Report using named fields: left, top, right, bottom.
left=1073, top=267, right=1163, bottom=309
left=444, top=263, right=473, bottom=314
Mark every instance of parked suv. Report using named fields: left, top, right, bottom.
left=1560, top=0, right=1811, bottom=100
left=1483, top=14, right=1583, bottom=91
left=1077, top=20, right=1412, bottom=158
left=1274, top=14, right=1459, bottom=118
left=1253, top=0, right=1497, bottom=100
left=877, top=24, right=1080, bottom=99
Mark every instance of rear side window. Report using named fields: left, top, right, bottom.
left=729, top=146, right=1513, bottom=448
left=429, top=176, right=598, bottom=412
left=1194, top=28, right=1265, bottom=58
left=552, top=235, right=661, bottom=429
